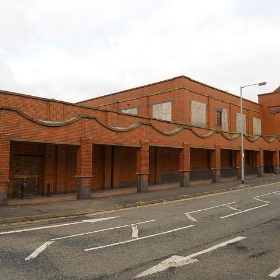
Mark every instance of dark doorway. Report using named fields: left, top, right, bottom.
left=11, top=155, right=43, bottom=197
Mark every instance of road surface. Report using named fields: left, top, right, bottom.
left=0, top=183, right=280, bottom=279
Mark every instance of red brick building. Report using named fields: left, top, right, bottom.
left=0, top=76, right=279, bottom=205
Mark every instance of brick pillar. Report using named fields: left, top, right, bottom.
left=104, top=146, right=112, bottom=190
left=44, top=144, right=56, bottom=195
left=179, top=143, right=190, bottom=187
left=236, top=150, right=242, bottom=180
left=155, top=147, right=162, bottom=184
left=211, top=145, right=221, bottom=183
left=57, top=145, right=66, bottom=193
left=257, top=148, right=264, bottom=177
left=112, top=146, right=121, bottom=188
left=76, top=137, right=93, bottom=199
left=137, top=140, right=149, bottom=192
left=273, top=148, right=279, bottom=174
left=0, top=134, right=10, bottom=206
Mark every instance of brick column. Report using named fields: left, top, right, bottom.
left=76, top=137, right=93, bottom=199
left=273, top=148, right=280, bottom=174
left=0, top=134, right=10, bottom=206
left=179, top=143, right=190, bottom=187
left=104, top=146, right=112, bottom=190
left=211, top=145, right=221, bottom=183
left=57, top=145, right=66, bottom=193
left=257, top=148, right=264, bottom=177
left=44, top=144, right=56, bottom=195
left=236, top=150, right=242, bottom=180
left=137, top=140, right=149, bottom=193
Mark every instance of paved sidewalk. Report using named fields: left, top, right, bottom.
left=1, top=174, right=280, bottom=225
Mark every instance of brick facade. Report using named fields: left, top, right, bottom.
left=0, top=76, right=279, bottom=205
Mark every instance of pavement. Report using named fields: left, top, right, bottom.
left=1, top=174, right=280, bottom=225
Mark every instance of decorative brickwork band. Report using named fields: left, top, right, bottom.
left=179, top=171, right=190, bottom=187
left=0, top=181, right=9, bottom=206
left=76, top=176, right=93, bottom=199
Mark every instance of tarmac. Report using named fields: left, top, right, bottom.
left=1, top=174, right=280, bottom=225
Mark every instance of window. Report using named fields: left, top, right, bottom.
left=191, top=100, right=206, bottom=127
left=152, top=101, right=172, bottom=121
left=221, top=109, right=228, bottom=131
left=236, top=113, right=246, bottom=134
left=216, top=108, right=228, bottom=131
left=216, top=110, right=222, bottom=126
left=253, top=117, right=261, bottom=135
left=121, top=107, right=138, bottom=116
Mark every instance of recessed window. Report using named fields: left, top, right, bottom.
left=253, top=117, right=261, bottom=135
left=153, top=101, right=172, bottom=121
left=191, top=100, right=206, bottom=127
left=121, top=107, right=138, bottom=116
left=216, top=110, right=222, bottom=126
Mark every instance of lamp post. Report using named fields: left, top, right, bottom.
left=240, top=82, right=266, bottom=184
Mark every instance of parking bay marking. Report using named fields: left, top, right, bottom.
left=135, top=236, right=246, bottom=278
left=25, top=219, right=155, bottom=260
left=184, top=202, right=237, bottom=222
left=221, top=191, right=280, bottom=219
left=185, top=191, right=280, bottom=221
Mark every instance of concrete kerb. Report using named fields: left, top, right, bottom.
left=0, top=180, right=278, bottom=226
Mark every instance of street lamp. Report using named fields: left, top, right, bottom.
left=240, top=82, right=266, bottom=184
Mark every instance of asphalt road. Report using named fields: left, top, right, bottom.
left=0, top=183, right=280, bottom=280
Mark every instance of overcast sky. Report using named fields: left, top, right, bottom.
left=0, top=0, right=279, bottom=103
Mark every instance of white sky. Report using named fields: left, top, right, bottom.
left=0, top=0, right=279, bottom=103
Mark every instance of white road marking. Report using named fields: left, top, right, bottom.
left=184, top=202, right=236, bottom=221
left=25, top=241, right=54, bottom=260
left=81, top=217, right=119, bottom=223
left=85, top=225, right=195, bottom=251
left=225, top=204, right=241, bottom=212
left=135, top=236, right=246, bottom=278
left=132, top=224, right=138, bottom=238
left=220, top=204, right=269, bottom=219
left=185, top=202, right=236, bottom=214
left=25, top=220, right=155, bottom=261
left=0, top=216, right=120, bottom=235
left=52, top=220, right=155, bottom=241
left=254, top=191, right=280, bottom=203
left=135, top=255, right=198, bottom=278
left=269, top=267, right=280, bottom=278
left=185, top=213, right=197, bottom=222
